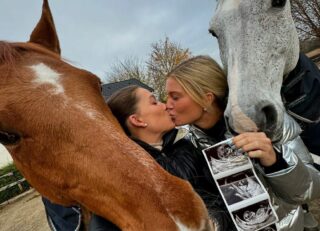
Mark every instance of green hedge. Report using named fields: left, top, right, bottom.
left=0, top=163, right=16, bottom=176
left=0, top=163, right=30, bottom=204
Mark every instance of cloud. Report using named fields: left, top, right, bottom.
left=0, top=0, right=220, bottom=81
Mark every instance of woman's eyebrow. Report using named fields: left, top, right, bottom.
left=149, top=95, right=157, bottom=100
left=169, top=91, right=180, bottom=95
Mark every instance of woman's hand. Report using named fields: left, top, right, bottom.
left=232, top=132, right=276, bottom=167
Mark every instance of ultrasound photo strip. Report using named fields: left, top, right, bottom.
left=217, top=169, right=267, bottom=208
left=231, top=200, right=278, bottom=231
left=202, top=139, right=279, bottom=231
left=202, top=139, right=252, bottom=179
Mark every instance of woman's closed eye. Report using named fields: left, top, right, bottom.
left=171, top=94, right=180, bottom=101
left=150, top=95, right=159, bottom=105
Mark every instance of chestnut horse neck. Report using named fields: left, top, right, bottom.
left=0, top=1, right=213, bottom=230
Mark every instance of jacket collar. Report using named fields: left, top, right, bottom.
left=282, top=53, right=320, bottom=123
left=131, top=129, right=179, bottom=159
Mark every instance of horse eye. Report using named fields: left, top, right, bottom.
left=272, top=0, right=286, bottom=7
left=0, top=131, right=21, bottom=145
left=209, top=29, right=218, bottom=38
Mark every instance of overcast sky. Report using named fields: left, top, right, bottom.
left=0, top=0, right=220, bottom=82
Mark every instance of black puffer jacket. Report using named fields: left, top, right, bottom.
left=282, top=53, right=320, bottom=156
left=134, top=129, right=207, bottom=188
left=89, top=128, right=236, bottom=231
left=134, top=128, right=236, bottom=231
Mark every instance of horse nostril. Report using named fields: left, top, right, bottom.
left=261, top=105, right=277, bottom=132
left=224, top=116, right=239, bottom=136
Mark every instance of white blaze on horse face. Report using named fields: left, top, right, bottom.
left=29, top=63, right=101, bottom=121
left=29, top=63, right=64, bottom=95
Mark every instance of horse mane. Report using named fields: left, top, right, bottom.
left=0, top=41, right=20, bottom=67
left=0, top=41, right=60, bottom=65
left=0, top=41, right=62, bottom=80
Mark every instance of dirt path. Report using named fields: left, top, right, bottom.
left=0, top=189, right=50, bottom=231
left=0, top=189, right=319, bottom=231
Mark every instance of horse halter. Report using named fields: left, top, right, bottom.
left=272, top=0, right=287, bottom=7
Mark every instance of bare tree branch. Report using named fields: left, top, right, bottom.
left=146, top=37, right=191, bottom=101
left=107, top=57, right=149, bottom=85
left=105, top=37, right=191, bottom=101
left=291, top=0, right=320, bottom=40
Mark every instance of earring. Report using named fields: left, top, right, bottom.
left=203, top=108, right=207, bottom=112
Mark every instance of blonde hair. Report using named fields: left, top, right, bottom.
left=167, top=55, right=227, bottom=110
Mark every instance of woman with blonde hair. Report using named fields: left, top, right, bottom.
left=165, top=55, right=320, bottom=231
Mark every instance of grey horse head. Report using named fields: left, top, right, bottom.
left=209, top=0, right=299, bottom=141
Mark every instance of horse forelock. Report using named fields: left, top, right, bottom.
left=0, top=41, right=62, bottom=81
left=0, top=41, right=60, bottom=61
left=0, top=41, right=20, bottom=69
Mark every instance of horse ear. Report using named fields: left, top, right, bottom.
left=29, top=0, right=61, bottom=55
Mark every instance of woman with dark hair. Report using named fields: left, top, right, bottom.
left=89, top=85, right=236, bottom=231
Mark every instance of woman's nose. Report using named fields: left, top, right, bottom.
left=165, top=99, right=173, bottom=109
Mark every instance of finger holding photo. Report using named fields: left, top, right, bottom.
left=232, top=132, right=276, bottom=167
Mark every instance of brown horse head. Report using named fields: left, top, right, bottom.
left=0, top=1, right=213, bottom=230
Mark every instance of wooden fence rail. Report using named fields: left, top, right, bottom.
left=0, top=177, right=26, bottom=192
left=0, top=172, right=14, bottom=179
left=0, top=171, right=29, bottom=204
